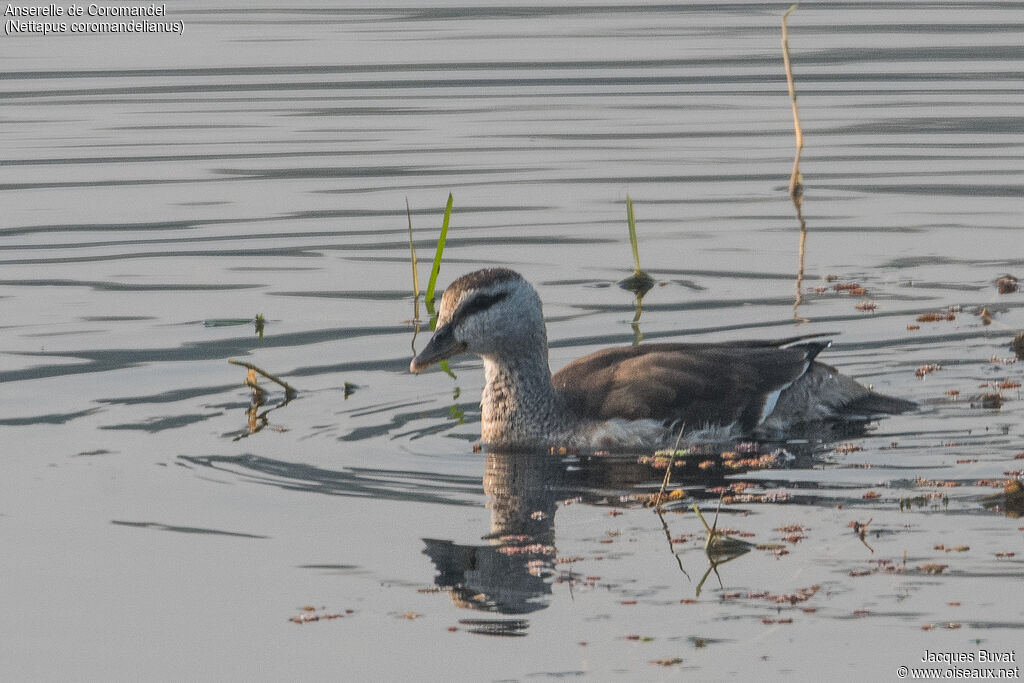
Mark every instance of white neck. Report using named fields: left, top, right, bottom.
left=479, top=349, right=570, bottom=448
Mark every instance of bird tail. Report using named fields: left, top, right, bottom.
left=842, top=391, right=917, bottom=416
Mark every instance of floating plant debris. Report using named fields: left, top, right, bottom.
left=916, top=312, right=956, bottom=323
left=971, top=393, right=1003, bottom=409
left=850, top=519, right=872, bottom=536
left=289, top=606, right=348, bottom=624
left=747, top=585, right=819, bottom=606
left=497, top=543, right=555, bottom=556
left=996, top=274, right=1019, bottom=294
left=629, top=489, right=687, bottom=507
left=651, top=657, right=684, bottom=667
left=757, top=542, right=787, bottom=551
left=719, top=448, right=794, bottom=470
left=640, top=452, right=691, bottom=469
left=712, top=528, right=755, bottom=539
left=1013, top=333, right=1024, bottom=360
left=850, top=558, right=906, bottom=577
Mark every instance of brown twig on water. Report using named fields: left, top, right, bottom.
left=228, top=359, right=298, bottom=398
left=852, top=517, right=875, bottom=553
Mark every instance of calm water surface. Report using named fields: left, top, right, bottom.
left=3, top=2, right=1024, bottom=681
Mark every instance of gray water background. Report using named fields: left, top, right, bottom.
left=3, top=2, right=1024, bottom=680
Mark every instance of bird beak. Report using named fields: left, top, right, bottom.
left=410, top=323, right=466, bottom=373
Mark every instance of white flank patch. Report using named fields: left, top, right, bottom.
left=757, top=359, right=812, bottom=426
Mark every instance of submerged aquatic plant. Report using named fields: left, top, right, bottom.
left=616, top=194, right=655, bottom=345
left=617, top=194, right=655, bottom=296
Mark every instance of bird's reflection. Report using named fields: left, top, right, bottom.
left=423, top=452, right=563, bottom=615
left=422, top=449, right=740, bottom=616
left=423, top=425, right=871, bottom=619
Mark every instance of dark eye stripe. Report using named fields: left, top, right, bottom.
left=453, top=291, right=509, bottom=323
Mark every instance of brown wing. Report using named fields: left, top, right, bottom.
left=551, top=342, right=820, bottom=432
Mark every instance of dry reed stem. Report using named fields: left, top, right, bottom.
left=782, top=4, right=804, bottom=208
left=793, top=224, right=808, bottom=322
left=406, top=197, right=421, bottom=322
left=783, top=5, right=809, bottom=322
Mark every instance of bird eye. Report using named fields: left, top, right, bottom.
left=456, top=291, right=509, bottom=321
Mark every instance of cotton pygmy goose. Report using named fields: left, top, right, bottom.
left=410, top=268, right=914, bottom=451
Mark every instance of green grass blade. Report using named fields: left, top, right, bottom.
left=424, top=193, right=453, bottom=315
left=618, top=194, right=656, bottom=296
left=626, top=193, right=641, bottom=274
